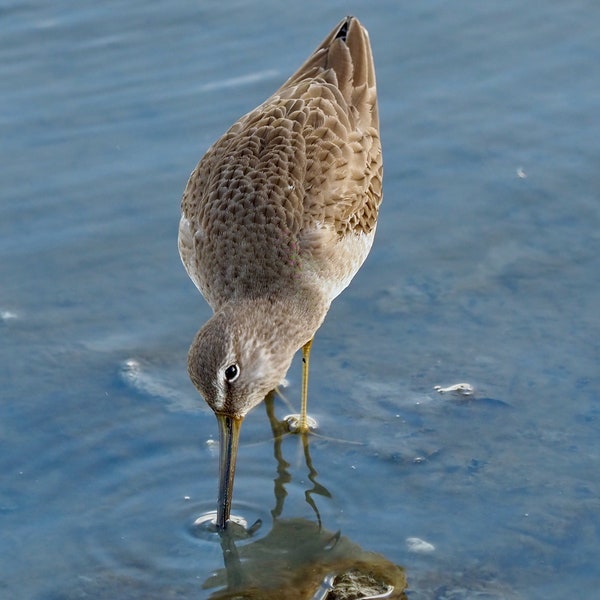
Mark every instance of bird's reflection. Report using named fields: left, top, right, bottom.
left=265, top=391, right=332, bottom=527
left=202, top=392, right=407, bottom=599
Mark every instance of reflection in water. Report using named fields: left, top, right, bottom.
left=206, top=520, right=406, bottom=599
left=202, top=393, right=407, bottom=599
left=266, top=391, right=332, bottom=527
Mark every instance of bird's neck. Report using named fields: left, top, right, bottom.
left=225, top=287, right=328, bottom=352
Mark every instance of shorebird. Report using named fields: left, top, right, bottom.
left=179, top=16, right=382, bottom=529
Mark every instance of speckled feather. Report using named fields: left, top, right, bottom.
left=179, top=16, right=382, bottom=418
left=179, top=16, right=382, bottom=311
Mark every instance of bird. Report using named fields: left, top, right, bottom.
left=178, top=15, right=382, bottom=530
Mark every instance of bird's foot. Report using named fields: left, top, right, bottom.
left=283, top=413, right=318, bottom=434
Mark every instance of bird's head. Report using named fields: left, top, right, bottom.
left=188, top=305, right=295, bottom=420
left=187, top=301, right=302, bottom=529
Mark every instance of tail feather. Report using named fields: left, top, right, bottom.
left=278, top=16, right=378, bottom=129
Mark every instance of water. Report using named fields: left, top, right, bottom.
left=2, top=1, right=599, bottom=598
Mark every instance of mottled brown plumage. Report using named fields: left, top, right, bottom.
left=178, top=16, right=382, bottom=529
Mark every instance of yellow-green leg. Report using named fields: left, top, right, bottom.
left=283, top=339, right=317, bottom=433
left=298, top=339, right=313, bottom=433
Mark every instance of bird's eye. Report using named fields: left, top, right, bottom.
left=224, top=364, right=239, bottom=383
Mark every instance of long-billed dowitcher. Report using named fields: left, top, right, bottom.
left=179, top=16, right=382, bottom=529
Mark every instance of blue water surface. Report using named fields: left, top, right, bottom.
left=1, top=1, right=599, bottom=598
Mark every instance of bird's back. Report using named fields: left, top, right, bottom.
left=179, top=16, right=382, bottom=310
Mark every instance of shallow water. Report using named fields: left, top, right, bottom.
left=2, top=1, right=599, bottom=598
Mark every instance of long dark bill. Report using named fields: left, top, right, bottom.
left=216, top=413, right=243, bottom=529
